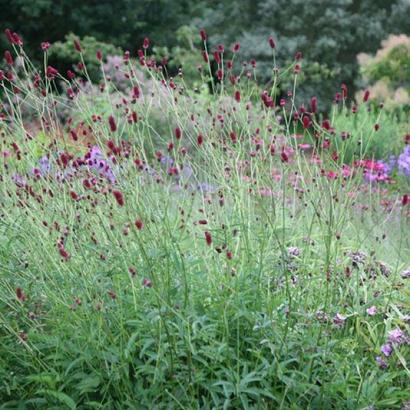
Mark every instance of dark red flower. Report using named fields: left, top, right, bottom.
left=175, top=127, right=182, bottom=140
left=135, top=219, right=144, bottom=230
left=302, top=116, right=311, bottom=129
left=132, top=86, right=140, bottom=99
left=363, top=90, right=370, bottom=102
left=281, top=150, right=289, bottom=163
left=59, top=247, right=70, bottom=261
left=310, top=96, right=317, bottom=113
left=41, top=42, right=51, bottom=51
left=4, top=50, right=13, bottom=65
left=16, top=287, right=26, bottom=302
left=205, top=231, right=212, bottom=246
left=234, top=90, right=241, bottom=102
left=143, top=37, right=150, bottom=49
left=199, top=29, right=207, bottom=41
left=74, top=39, right=82, bottom=52
left=268, top=36, right=276, bottom=49
left=341, top=83, right=348, bottom=99
left=108, top=115, right=117, bottom=132
left=113, top=190, right=124, bottom=206
left=46, top=66, right=59, bottom=80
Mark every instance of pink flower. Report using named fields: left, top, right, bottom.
left=41, top=42, right=51, bottom=51
left=366, top=306, right=377, bottom=316
left=388, top=328, right=406, bottom=345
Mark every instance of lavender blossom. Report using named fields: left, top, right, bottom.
left=397, top=146, right=410, bottom=177
left=388, top=328, right=406, bottom=345
left=375, top=356, right=388, bottom=369
left=380, top=343, right=393, bottom=357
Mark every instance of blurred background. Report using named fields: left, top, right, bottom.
left=1, top=0, right=409, bottom=111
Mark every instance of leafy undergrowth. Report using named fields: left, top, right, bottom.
left=0, top=29, right=409, bottom=409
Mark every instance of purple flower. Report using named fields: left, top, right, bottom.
left=388, top=328, right=406, bottom=345
left=380, top=343, right=393, bottom=357
left=401, top=268, right=410, bottom=279
left=11, top=173, right=27, bottom=187
left=333, top=313, right=346, bottom=328
left=287, top=246, right=301, bottom=258
left=86, top=146, right=116, bottom=183
left=196, top=182, right=217, bottom=193
left=39, top=155, right=52, bottom=174
left=160, top=155, right=174, bottom=166
left=363, top=160, right=390, bottom=183
left=366, top=306, right=377, bottom=316
left=397, top=146, right=410, bottom=177
left=375, top=356, right=388, bottom=369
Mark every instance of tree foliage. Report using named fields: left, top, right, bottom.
left=1, top=0, right=409, bottom=109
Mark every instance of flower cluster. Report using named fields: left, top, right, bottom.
left=376, top=327, right=409, bottom=369
left=397, top=146, right=410, bottom=177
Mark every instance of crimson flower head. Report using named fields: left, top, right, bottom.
left=74, top=38, right=82, bottom=52
left=59, top=247, right=70, bottom=261
left=4, top=29, right=13, bottom=44
left=5, top=30, right=23, bottom=46
left=132, top=86, right=140, bottom=99
left=4, top=50, right=13, bottom=65
left=268, top=36, right=276, bottom=49
left=310, top=96, right=317, bottom=113
left=205, top=231, right=212, bottom=246
left=363, top=89, right=370, bottom=102
left=234, top=90, right=240, bottom=103
left=143, top=37, right=150, bottom=49
left=135, top=219, right=144, bottom=230
left=302, top=116, right=311, bottom=129
left=108, top=115, right=117, bottom=132
left=341, top=83, right=348, bottom=99
left=175, top=127, right=182, bottom=140
left=113, top=190, right=124, bottom=206
left=41, top=42, right=51, bottom=51
left=16, top=287, right=26, bottom=302
left=199, top=29, right=207, bottom=41
left=67, top=70, right=75, bottom=80
left=96, top=50, right=103, bottom=61
left=232, top=42, right=240, bottom=53
left=281, top=150, right=289, bottom=163
left=46, top=66, right=59, bottom=80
